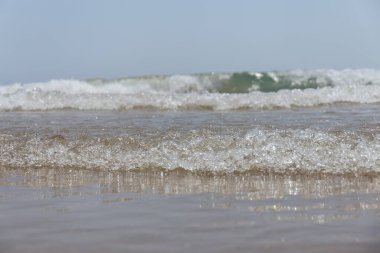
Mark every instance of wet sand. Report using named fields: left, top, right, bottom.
left=1, top=168, right=379, bottom=253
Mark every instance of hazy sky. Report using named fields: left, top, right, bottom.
left=1, top=0, right=380, bottom=84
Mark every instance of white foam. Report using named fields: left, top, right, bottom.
left=0, top=128, right=378, bottom=174
left=1, top=69, right=380, bottom=111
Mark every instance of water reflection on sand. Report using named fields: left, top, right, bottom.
left=1, top=167, right=380, bottom=253
left=2, top=167, right=380, bottom=221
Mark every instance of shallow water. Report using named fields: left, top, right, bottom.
left=1, top=104, right=380, bottom=252
left=1, top=105, right=379, bottom=174
left=1, top=169, right=380, bottom=253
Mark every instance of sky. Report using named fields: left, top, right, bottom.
left=0, top=0, right=380, bottom=84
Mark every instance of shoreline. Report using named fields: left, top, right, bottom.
left=2, top=166, right=380, bottom=197
left=1, top=166, right=380, bottom=253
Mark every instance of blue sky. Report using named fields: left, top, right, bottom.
left=1, top=0, right=380, bottom=84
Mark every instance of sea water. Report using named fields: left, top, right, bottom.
left=0, top=69, right=380, bottom=252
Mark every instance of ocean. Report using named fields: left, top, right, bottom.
left=1, top=69, right=380, bottom=252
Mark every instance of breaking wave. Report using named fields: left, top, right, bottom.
left=1, top=128, right=379, bottom=175
left=1, top=69, right=380, bottom=111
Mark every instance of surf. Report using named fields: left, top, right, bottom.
left=1, top=69, right=380, bottom=111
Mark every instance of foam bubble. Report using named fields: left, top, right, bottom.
left=0, top=128, right=378, bottom=174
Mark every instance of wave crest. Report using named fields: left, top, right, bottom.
left=1, top=69, right=380, bottom=111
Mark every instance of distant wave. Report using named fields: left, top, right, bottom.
left=1, top=69, right=380, bottom=111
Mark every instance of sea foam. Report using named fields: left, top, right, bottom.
left=1, top=69, right=380, bottom=111
left=1, top=127, right=379, bottom=174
